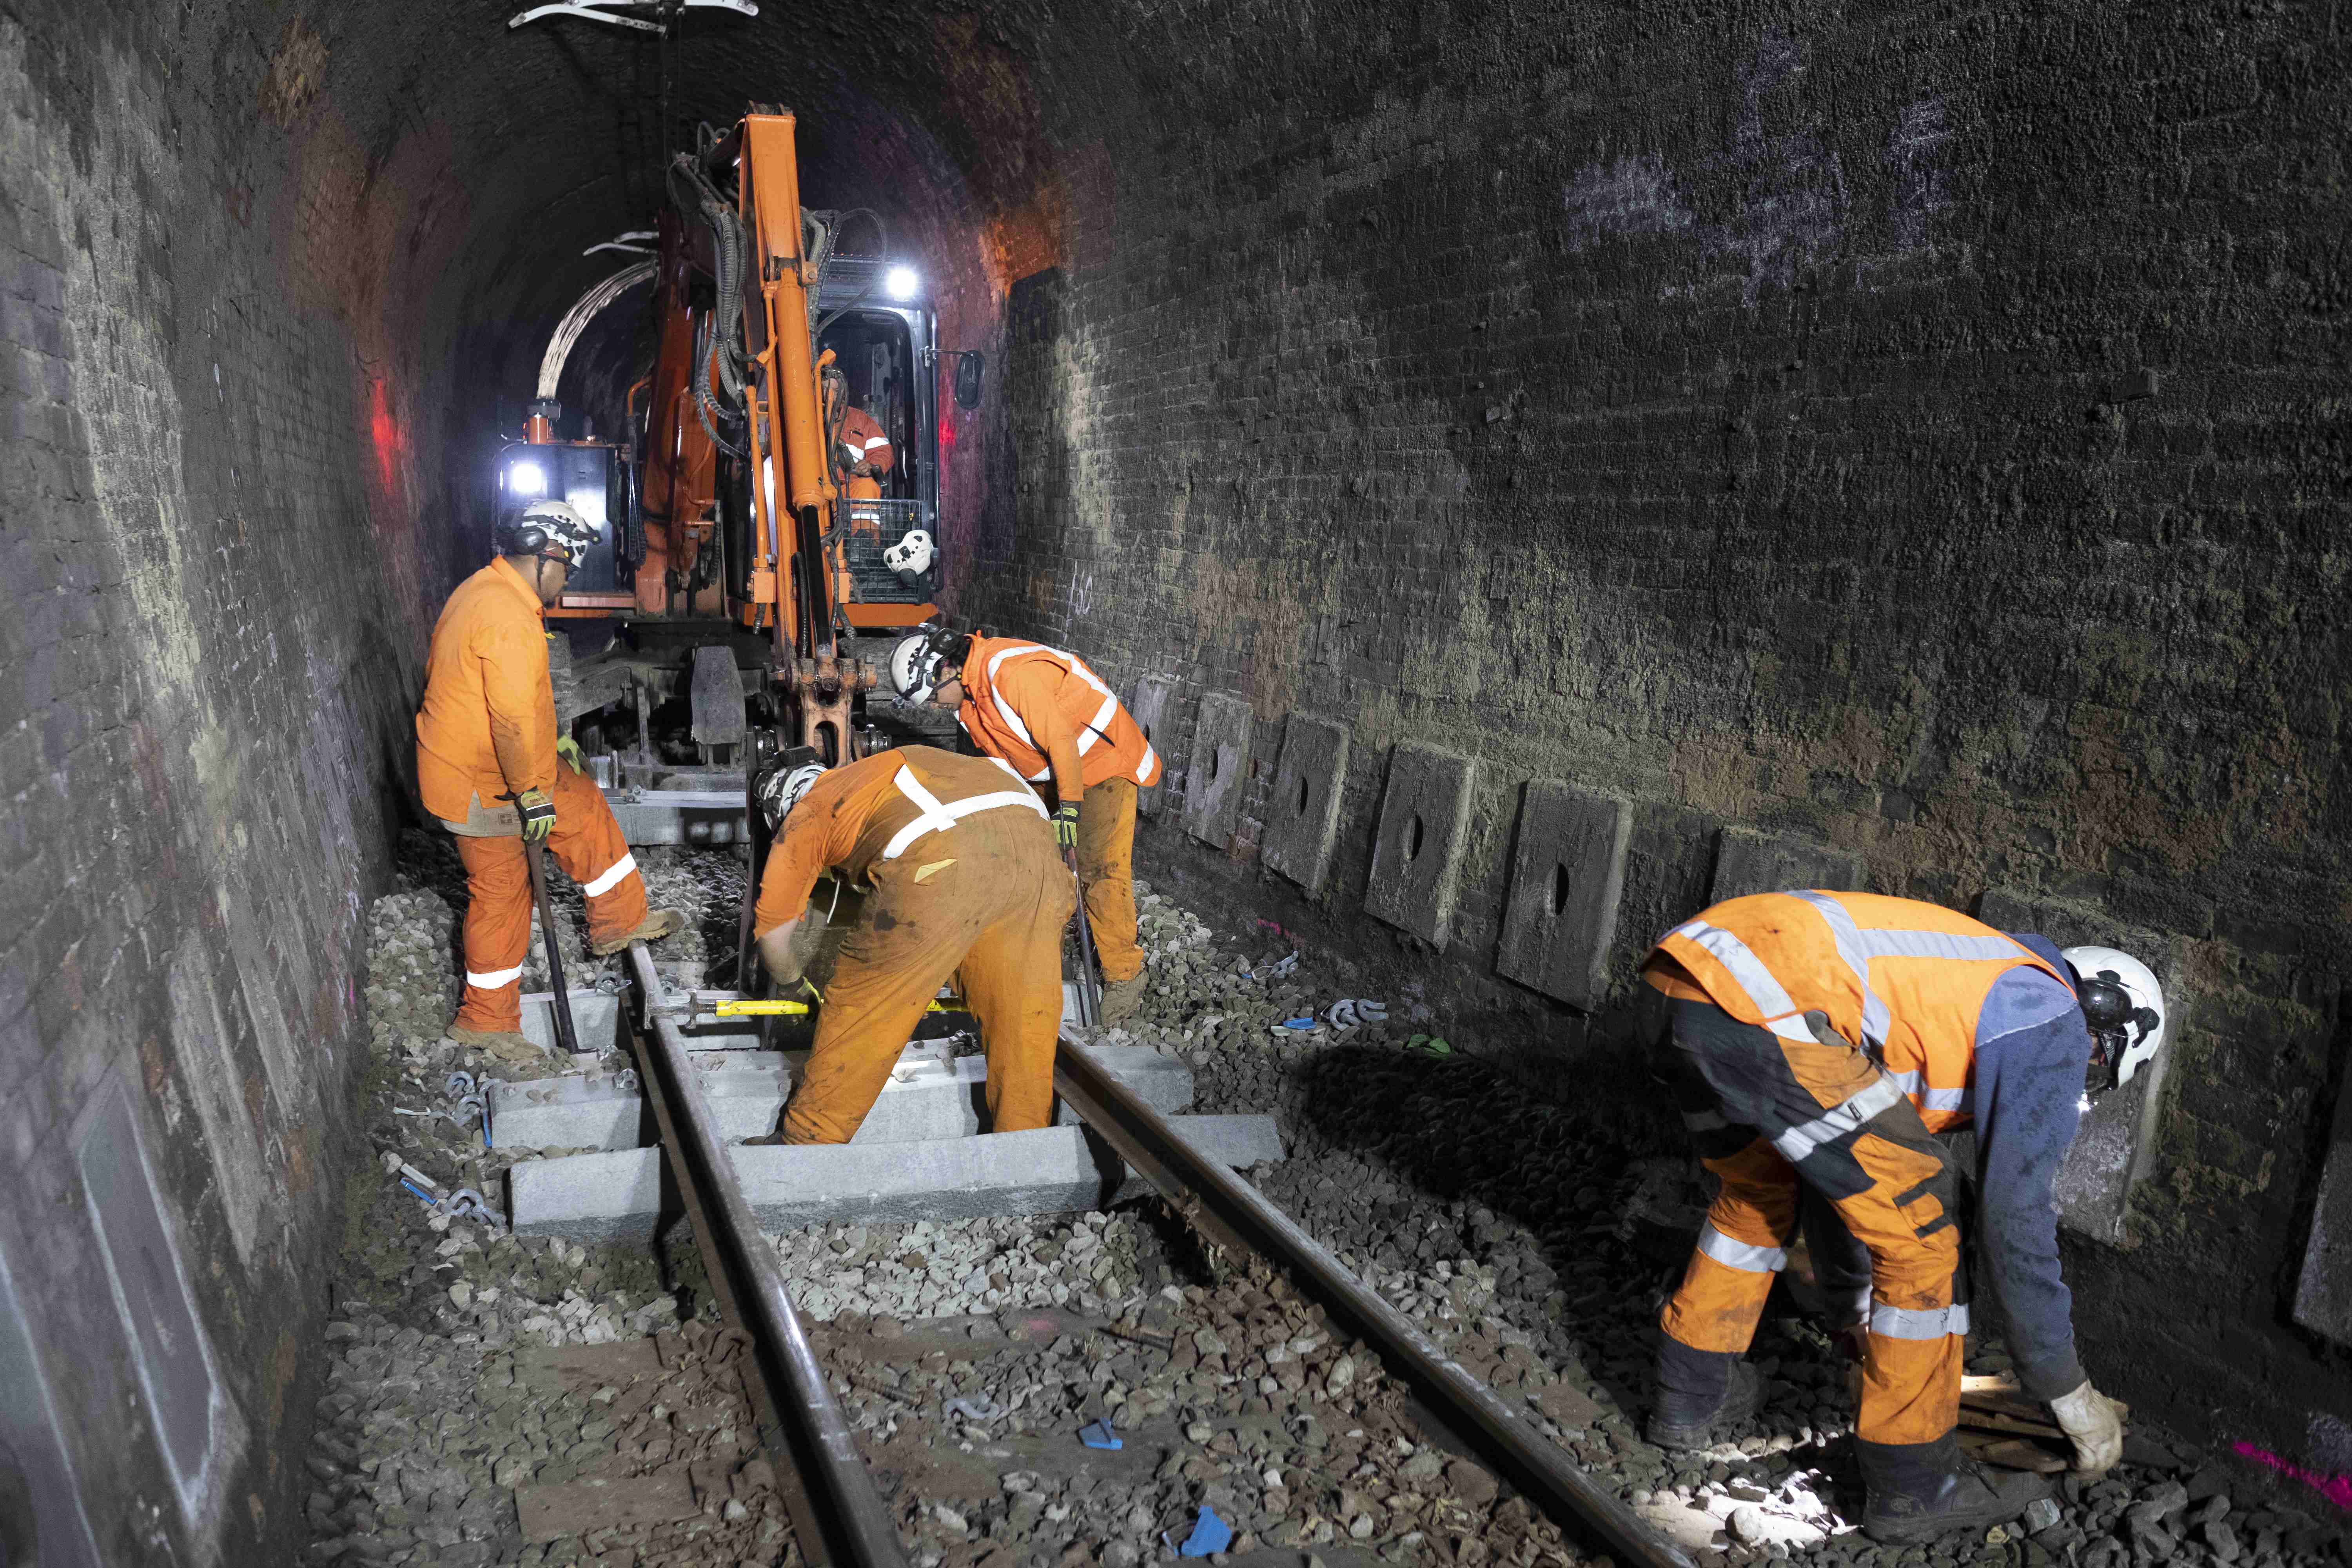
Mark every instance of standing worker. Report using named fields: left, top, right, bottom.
left=414, top=500, right=684, bottom=1065
left=748, top=744, right=1073, bottom=1143
left=1639, top=890, right=2160, bottom=1543
left=887, top=628, right=1161, bottom=1022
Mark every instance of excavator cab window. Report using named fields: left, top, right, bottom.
left=819, top=310, right=915, bottom=499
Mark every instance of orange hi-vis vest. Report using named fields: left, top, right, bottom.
left=1649, top=891, right=2072, bottom=1132
left=956, top=635, right=1163, bottom=792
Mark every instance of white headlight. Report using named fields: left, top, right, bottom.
left=884, top=265, right=920, bottom=301
left=507, top=459, right=546, bottom=497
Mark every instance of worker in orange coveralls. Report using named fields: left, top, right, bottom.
left=837, top=404, right=896, bottom=502
left=886, top=628, right=1162, bottom=1023
left=414, top=500, right=683, bottom=1065
left=747, top=744, right=1072, bottom=1143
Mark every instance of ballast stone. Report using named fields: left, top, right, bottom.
left=508, top=1114, right=1286, bottom=1241
left=488, top=1045, right=1194, bottom=1151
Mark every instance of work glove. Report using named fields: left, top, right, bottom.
left=1053, top=801, right=1080, bottom=851
left=2049, top=1380, right=2125, bottom=1474
left=515, top=788, right=556, bottom=843
left=555, top=736, right=587, bottom=775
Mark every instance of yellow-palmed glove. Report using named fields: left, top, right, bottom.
left=515, top=788, right=556, bottom=842
left=555, top=736, right=587, bottom=775
left=1053, top=802, right=1080, bottom=850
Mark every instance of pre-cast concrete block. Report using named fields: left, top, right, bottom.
left=2293, top=1069, right=2352, bottom=1346
left=1259, top=713, right=1350, bottom=896
left=1182, top=693, right=1254, bottom=848
left=490, top=1045, right=1195, bottom=1152
left=510, top=1114, right=1285, bottom=1241
left=1708, top=827, right=1865, bottom=902
left=1130, top=675, right=1176, bottom=818
left=1364, top=744, right=1478, bottom=950
left=1496, top=783, right=1631, bottom=1009
left=1975, top=888, right=2173, bottom=1246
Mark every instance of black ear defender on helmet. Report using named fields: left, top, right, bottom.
left=752, top=745, right=826, bottom=833
left=2061, top=945, right=2167, bottom=1096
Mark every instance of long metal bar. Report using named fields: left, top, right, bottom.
left=524, top=841, right=582, bottom=1057
left=627, top=942, right=911, bottom=1568
left=1052, top=1032, right=1696, bottom=1568
left=1064, top=849, right=1102, bottom=1027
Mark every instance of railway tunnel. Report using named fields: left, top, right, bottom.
left=5, top=1, right=2350, bottom=1564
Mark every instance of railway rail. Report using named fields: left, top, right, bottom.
left=623, top=937, right=1697, bottom=1568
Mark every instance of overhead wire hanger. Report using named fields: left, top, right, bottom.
left=507, top=0, right=757, bottom=36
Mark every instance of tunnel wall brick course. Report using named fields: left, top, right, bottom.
left=0, top=6, right=450, bottom=1561
left=970, top=0, right=2352, bottom=1460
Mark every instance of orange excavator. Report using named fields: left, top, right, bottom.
left=499, top=107, right=975, bottom=769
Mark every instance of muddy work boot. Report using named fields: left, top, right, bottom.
left=1860, top=1436, right=2053, bottom=1544
left=446, top=1025, right=548, bottom=1068
left=590, top=907, right=686, bottom=957
left=1098, top=976, right=1147, bottom=1024
left=1646, top=1339, right=1760, bottom=1452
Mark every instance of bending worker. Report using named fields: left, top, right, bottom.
left=887, top=628, right=1162, bottom=1022
left=1640, top=889, right=2162, bottom=1543
left=749, top=744, right=1073, bottom=1143
left=838, top=403, right=895, bottom=502
left=414, top=500, right=682, bottom=1064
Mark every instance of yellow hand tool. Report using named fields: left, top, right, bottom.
left=707, top=997, right=964, bottom=1019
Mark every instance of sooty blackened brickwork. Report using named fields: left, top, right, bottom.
left=1, top=10, right=442, bottom=1562
left=967, top=4, right=2351, bottom=1462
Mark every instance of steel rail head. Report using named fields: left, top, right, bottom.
left=1051, top=1031, right=1698, bottom=1568
left=627, top=943, right=912, bottom=1568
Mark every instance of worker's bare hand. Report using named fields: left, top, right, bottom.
left=851, top=461, right=875, bottom=478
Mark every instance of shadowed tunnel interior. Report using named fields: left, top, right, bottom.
left=3, top=1, right=2349, bottom=1562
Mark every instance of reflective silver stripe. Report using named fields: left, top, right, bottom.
left=1681, top=1109, right=1731, bottom=1132
left=1788, top=892, right=1893, bottom=1047
left=1697, top=1224, right=1787, bottom=1274
left=465, top=964, right=524, bottom=990
left=1881, top=1068, right=1969, bottom=1115
left=1836, top=1285, right=1873, bottom=1324
left=1854, top=929, right=2031, bottom=963
left=1671, top=920, right=1817, bottom=1043
left=1770, top=1074, right=1905, bottom=1164
left=880, top=763, right=1048, bottom=860
left=581, top=851, right=637, bottom=898
left=1870, top=1302, right=1971, bottom=1339
left=984, top=643, right=1123, bottom=764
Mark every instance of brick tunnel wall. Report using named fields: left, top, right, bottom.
left=0, top=7, right=469, bottom=1563
left=965, top=5, right=2352, bottom=1462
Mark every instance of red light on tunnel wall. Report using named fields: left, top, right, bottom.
left=366, top=376, right=402, bottom=496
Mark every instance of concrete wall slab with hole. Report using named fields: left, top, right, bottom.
left=1364, top=744, right=1478, bottom=949
left=1496, top=783, right=1632, bottom=1009
left=1130, top=675, right=1176, bottom=817
left=1708, top=826, right=1866, bottom=902
left=1259, top=713, right=1350, bottom=896
left=1181, top=693, right=1254, bottom=848
left=2293, top=1065, right=2352, bottom=1346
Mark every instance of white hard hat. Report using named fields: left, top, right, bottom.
left=2062, top=946, right=2167, bottom=1089
left=883, top=528, right=935, bottom=577
left=887, top=630, right=951, bottom=702
left=753, top=747, right=826, bottom=832
left=503, top=498, right=599, bottom=565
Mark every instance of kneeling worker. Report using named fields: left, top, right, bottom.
left=750, top=744, right=1073, bottom=1143
left=1640, top=890, right=2160, bottom=1542
left=887, top=628, right=1161, bottom=1022
left=415, top=500, right=683, bottom=1064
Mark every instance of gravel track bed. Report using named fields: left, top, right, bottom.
left=306, top=848, right=2345, bottom=1568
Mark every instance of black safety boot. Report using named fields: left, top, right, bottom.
left=1858, top=1435, right=2053, bottom=1544
left=1645, top=1340, right=1761, bottom=1452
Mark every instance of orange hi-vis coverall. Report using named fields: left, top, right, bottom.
left=415, top=558, right=650, bottom=1032
left=1642, top=891, right=2075, bottom=1475
left=954, top=636, right=1160, bottom=984
left=752, top=746, right=1072, bottom=1144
